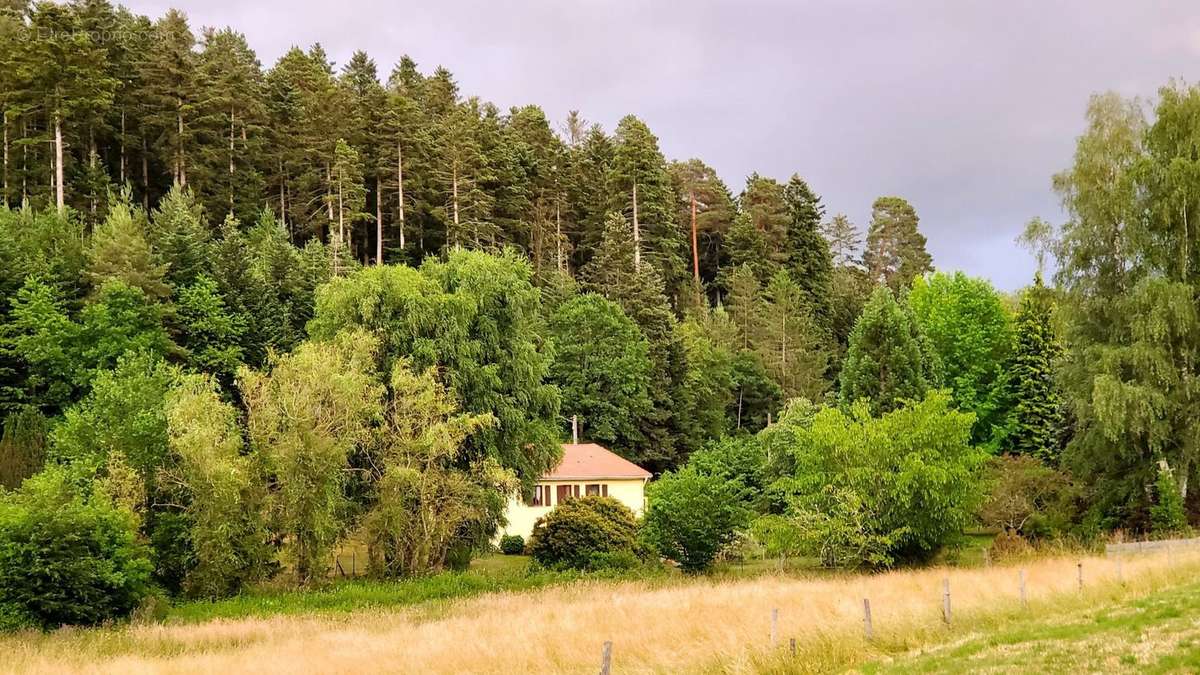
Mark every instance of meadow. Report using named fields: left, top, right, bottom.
left=2, top=549, right=1195, bottom=675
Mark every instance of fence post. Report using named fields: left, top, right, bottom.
left=1019, top=569, right=1027, bottom=609
left=599, top=641, right=612, bottom=675
left=942, top=578, right=951, bottom=624
left=770, top=607, right=778, bottom=646
left=1077, top=562, right=1083, bottom=591
left=789, top=637, right=796, bottom=657
left=863, top=598, right=873, bottom=641
left=352, top=550, right=356, bottom=577
left=984, top=548, right=991, bottom=568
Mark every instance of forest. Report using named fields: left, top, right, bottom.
left=0, top=0, right=1198, bottom=631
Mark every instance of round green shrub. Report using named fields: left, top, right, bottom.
left=528, top=496, right=638, bottom=570
left=0, top=468, right=153, bottom=629
left=499, top=534, right=525, bottom=555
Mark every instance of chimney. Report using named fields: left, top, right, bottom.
left=571, top=415, right=579, bottom=444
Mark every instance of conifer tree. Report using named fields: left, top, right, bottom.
left=1000, top=273, right=1064, bottom=462
left=839, top=286, right=929, bottom=413
left=607, top=116, right=685, bottom=300
left=782, top=174, right=834, bottom=334
left=329, top=139, right=367, bottom=272
left=753, top=271, right=829, bottom=401
left=669, top=159, right=736, bottom=289
left=722, top=211, right=775, bottom=287
left=149, top=184, right=212, bottom=288
left=739, top=173, right=790, bottom=266
left=139, top=9, right=198, bottom=187
left=86, top=199, right=170, bottom=301
left=863, top=196, right=932, bottom=291
left=821, top=213, right=862, bottom=267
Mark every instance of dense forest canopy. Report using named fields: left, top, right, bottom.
left=0, top=0, right=1197, bottom=626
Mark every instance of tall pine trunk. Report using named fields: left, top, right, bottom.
left=119, top=109, right=126, bottom=185
left=228, top=108, right=236, bottom=214
left=397, top=141, right=405, bottom=250
left=177, top=102, right=187, bottom=187
left=141, top=136, right=150, bottom=209
left=54, top=114, right=64, bottom=213
left=691, top=191, right=700, bottom=282
left=556, top=199, right=564, bottom=273
left=2, top=110, right=7, bottom=206
left=451, top=163, right=460, bottom=247
left=632, top=182, right=641, bottom=271
left=375, top=174, right=383, bottom=265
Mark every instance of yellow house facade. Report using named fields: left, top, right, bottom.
left=498, top=443, right=652, bottom=541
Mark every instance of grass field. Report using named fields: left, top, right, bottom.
left=2, top=548, right=1197, bottom=674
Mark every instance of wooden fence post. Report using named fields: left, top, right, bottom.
left=863, top=598, right=873, bottom=641
left=770, top=608, right=779, bottom=646
left=1019, top=569, right=1027, bottom=609
left=789, top=637, right=796, bottom=657
left=599, top=641, right=612, bottom=675
left=942, top=578, right=951, bottom=624
left=984, top=548, right=991, bottom=568
left=1077, top=562, right=1083, bottom=591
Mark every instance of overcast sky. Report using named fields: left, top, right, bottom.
left=125, top=0, right=1200, bottom=290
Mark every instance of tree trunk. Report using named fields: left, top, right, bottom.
left=375, top=174, right=383, bottom=265
left=325, top=162, right=334, bottom=220
left=228, top=108, right=236, bottom=214
left=397, top=141, right=405, bottom=250
left=632, top=182, right=641, bottom=272
left=2, top=111, right=7, bottom=206
left=279, top=160, right=288, bottom=233
left=177, top=103, right=186, bottom=187
left=691, top=190, right=700, bottom=282
left=54, top=114, right=64, bottom=213
left=556, top=198, right=564, bottom=273
left=89, top=128, right=97, bottom=216
left=141, top=136, right=149, bottom=209
left=451, top=163, right=460, bottom=246
left=119, top=108, right=126, bottom=185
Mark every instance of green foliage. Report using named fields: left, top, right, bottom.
left=149, top=186, right=213, bottom=289
left=175, top=275, right=246, bottom=381
left=762, top=392, right=984, bottom=566
left=308, top=250, right=561, bottom=484
left=0, top=467, right=152, bottom=629
left=499, top=535, right=524, bottom=555
left=164, top=374, right=269, bottom=598
left=548, top=294, right=653, bottom=455
left=909, top=271, right=1013, bottom=445
left=1151, top=461, right=1188, bottom=535
left=85, top=199, right=171, bottom=300
left=642, top=465, right=750, bottom=572
left=528, top=496, right=639, bottom=571
left=838, top=286, right=930, bottom=413
left=862, top=196, right=932, bottom=292
left=361, top=362, right=505, bottom=577
left=998, top=274, right=1065, bottom=462
left=977, top=454, right=1079, bottom=539
left=241, top=331, right=383, bottom=584
left=0, top=409, right=48, bottom=491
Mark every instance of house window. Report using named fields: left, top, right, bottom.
left=527, top=485, right=548, bottom=507
left=585, top=483, right=601, bottom=496
left=556, top=484, right=574, bottom=504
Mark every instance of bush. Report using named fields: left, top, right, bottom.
left=528, top=496, right=638, bottom=570
left=760, top=392, right=985, bottom=567
left=977, top=454, right=1079, bottom=539
left=499, top=534, right=525, bottom=555
left=0, top=468, right=153, bottom=629
left=641, top=466, right=750, bottom=573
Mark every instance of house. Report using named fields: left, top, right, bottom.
left=498, top=442, right=652, bottom=541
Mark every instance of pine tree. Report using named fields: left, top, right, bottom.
left=139, top=9, right=198, bottom=187
left=821, top=213, right=862, bottom=267
left=738, top=173, right=789, bottom=266
left=328, top=139, right=367, bottom=273
left=753, top=271, right=829, bottom=400
left=193, top=27, right=267, bottom=222
left=1001, top=273, right=1064, bottom=463
left=86, top=199, right=171, bottom=300
left=863, top=196, right=932, bottom=291
left=669, top=159, right=736, bottom=289
left=566, top=122, right=613, bottom=269
left=839, top=285, right=929, bottom=413
left=783, top=174, right=834, bottom=336
left=607, top=116, right=685, bottom=301
left=149, top=184, right=212, bottom=288
left=722, top=211, right=775, bottom=287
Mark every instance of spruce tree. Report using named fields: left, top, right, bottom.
left=753, top=271, right=829, bottom=401
left=839, top=286, right=929, bottom=413
left=1001, top=273, right=1064, bottom=463
left=783, top=174, right=834, bottom=336
left=86, top=199, right=171, bottom=301
left=149, top=184, right=212, bottom=289
left=139, top=9, right=198, bottom=187
left=821, top=213, right=862, bottom=267
left=722, top=211, right=775, bottom=287
left=738, top=173, right=789, bottom=266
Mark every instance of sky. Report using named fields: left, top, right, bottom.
left=124, top=0, right=1200, bottom=290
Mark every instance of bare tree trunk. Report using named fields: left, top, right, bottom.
left=632, top=182, right=641, bottom=271
left=228, top=108, right=235, bottom=214
left=141, top=136, right=149, bottom=209
left=54, top=114, right=64, bottom=213
left=397, top=141, right=405, bottom=250
left=556, top=198, right=564, bottom=273
left=177, top=103, right=187, bottom=187
left=279, top=160, right=287, bottom=232
left=21, top=119, right=26, bottom=203
left=375, top=174, right=383, bottom=265
left=325, top=162, right=334, bottom=221
left=89, top=128, right=96, bottom=216
left=119, top=109, right=126, bottom=184
left=2, top=111, right=7, bottom=206
left=451, top=163, right=460, bottom=246
left=691, top=191, right=700, bottom=282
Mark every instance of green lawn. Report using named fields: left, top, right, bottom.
left=861, top=579, right=1200, bottom=674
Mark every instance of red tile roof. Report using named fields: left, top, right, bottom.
left=544, top=443, right=652, bottom=480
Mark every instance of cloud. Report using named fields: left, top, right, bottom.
left=124, top=0, right=1200, bottom=289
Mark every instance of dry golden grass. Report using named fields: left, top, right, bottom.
left=3, top=550, right=1197, bottom=675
